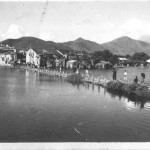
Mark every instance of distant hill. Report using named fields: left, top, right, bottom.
left=101, top=36, right=150, bottom=56
left=2, top=37, right=58, bottom=54
left=1, top=36, right=150, bottom=56
left=60, top=37, right=105, bottom=53
left=61, top=36, right=150, bottom=55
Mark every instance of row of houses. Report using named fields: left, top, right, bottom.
left=1, top=43, right=150, bottom=69
left=0, top=44, right=92, bottom=69
left=25, top=48, right=92, bottom=69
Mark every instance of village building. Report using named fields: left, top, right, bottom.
left=26, top=48, right=57, bottom=68
left=118, top=57, right=128, bottom=66
left=146, top=59, right=150, bottom=64
left=26, top=48, right=41, bottom=67
left=0, top=50, right=16, bottom=66
left=66, top=60, right=79, bottom=69
left=95, top=61, right=112, bottom=69
left=16, top=53, right=26, bottom=65
left=0, top=44, right=17, bottom=66
left=56, top=49, right=69, bottom=68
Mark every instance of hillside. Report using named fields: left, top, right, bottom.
left=1, top=36, right=150, bottom=56
left=2, top=37, right=58, bottom=54
left=101, top=36, right=150, bottom=55
left=60, top=37, right=105, bottom=53
left=59, top=36, right=150, bottom=55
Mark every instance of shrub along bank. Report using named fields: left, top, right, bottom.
left=106, top=80, right=150, bottom=100
left=66, top=73, right=83, bottom=83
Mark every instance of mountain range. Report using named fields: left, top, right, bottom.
left=1, top=36, right=150, bottom=56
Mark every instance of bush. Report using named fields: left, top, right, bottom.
left=107, top=80, right=124, bottom=92
left=135, top=84, right=148, bottom=98
left=66, top=73, right=83, bottom=83
left=122, top=83, right=139, bottom=94
left=107, top=80, right=150, bottom=101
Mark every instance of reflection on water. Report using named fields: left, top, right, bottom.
left=71, top=81, right=148, bottom=110
left=71, top=81, right=150, bottom=113
left=0, top=68, right=150, bottom=142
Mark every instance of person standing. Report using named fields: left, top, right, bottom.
left=85, top=69, right=88, bottom=74
left=85, top=69, right=89, bottom=78
left=141, top=73, right=145, bottom=83
left=60, top=66, right=62, bottom=73
left=124, top=70, right=128, bottom=82
left=112, top=68, right=117, bottom=80
left=133, top=76, right=138, bottom=84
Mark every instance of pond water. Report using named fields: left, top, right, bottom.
left=87, top=66, right=150, bottom=83
left=0, top=67, right=150, bottom=142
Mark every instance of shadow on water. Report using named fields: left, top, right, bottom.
left=106, top=88, right=148, bottom=109
left=68, top=80, right=148, bottom=109
left=26, top=70, right=148, bottom=109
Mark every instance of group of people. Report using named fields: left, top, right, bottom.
left=134, top=73, right=145, bottom=84
left=112, top=68, right=145, bottom=84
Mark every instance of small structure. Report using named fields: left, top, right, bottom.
left=118, top=58, right=127, bottom=61
left=0, top=50, right=16, bottom=66
left=66, top=60, right=78, bottom=69
left=79, top=60, right=91, bottom=69
left=95, top=61, right=112, bottom=69
left=146, top=59, right=150, bottom=63
left=118, top=57, right=128, bottom=66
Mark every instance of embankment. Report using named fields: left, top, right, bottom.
left=21, top=66, right=150, bottom=101
left=106, top=80, right=150, bottom=101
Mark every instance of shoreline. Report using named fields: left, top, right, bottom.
left=20, top=66, right=110, bottom=87
left=106, top=80, right=150, bottom=101
left=2, top=65, right=149, bottom=101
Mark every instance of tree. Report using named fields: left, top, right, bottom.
left=132, top=52, right=149, bottom=62
left=101, top=50, right=113, bottom=62
left=92, top=49, right=114, bottom=64
left=110, top=55, right=119, bottom=65
left=92, top=51, right=102, bottom=64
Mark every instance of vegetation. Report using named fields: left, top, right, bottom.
left=2, top=36, right=150, bottom=56
left=107, top=80, right=150, bottom=100
left=132, top=52, right=149, bottom=62
left=66, top=73, right=83, bottom=83
left=92, top=49, right=119, bottom=65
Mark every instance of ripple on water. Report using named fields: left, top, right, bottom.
left=1, top=68, right=150, bottom=142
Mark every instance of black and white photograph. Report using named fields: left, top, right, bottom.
left=0, top=0, right=150, bottom=149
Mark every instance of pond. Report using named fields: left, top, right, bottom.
left=0, top=67, right=150, bottom=142
left=86, top=66, right=150, bottom=83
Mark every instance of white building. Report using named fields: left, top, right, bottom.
left=146, top=59, right=150, bottom=63
left=0, top=50, right=16, bottom=66
left=66, top=60, right=78, bottom=68
left=118, top=58, right=128, bottom=61
left=26, top=48, right=41, bottom=67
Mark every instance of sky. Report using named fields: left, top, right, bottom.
left=1, top=0, right=150, bottom=43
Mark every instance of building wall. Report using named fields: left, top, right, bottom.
left=0, top=53, right=13, bottom=66
left=26, top=49, right=40, bottom=67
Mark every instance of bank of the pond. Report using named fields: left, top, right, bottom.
left=106, top=80, right=150, bottom=101
left=20, top=66, right=150, bottom=101
left=20, top=66, right=109, bottom=84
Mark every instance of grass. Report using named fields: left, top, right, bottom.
left=66, top=73, right=83, bottom=83
left=107, top=80, right=150, bottom=101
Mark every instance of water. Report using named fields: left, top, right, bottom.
left=0, top=67, right=150, bottom=142
left=87, top=66, right=150, bottom=83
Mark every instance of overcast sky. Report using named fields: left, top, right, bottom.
left=0, top=1, right=150, bottom=43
